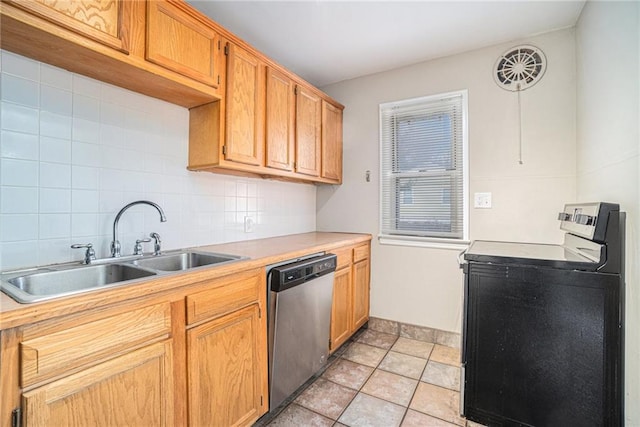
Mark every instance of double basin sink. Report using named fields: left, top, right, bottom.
left=1, top=251, right=245, bottom=304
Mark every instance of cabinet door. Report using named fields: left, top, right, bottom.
left=22, top=340, right=174, bottom=427
left=295, top=85, right=322, bottom=176
left=330, top=266, right=352, bottom=352
left=225, top=43, right=265, bottom=166
left=265, top=68, right=295, bottom=171
left=321, top=100, right=343, bottom=182
left=146, top=0, right=219, bottom=87
left=352, top=258, right=370, bottom=331
left=188, top=304, right=266, bottom=427
left=6, top=0, right=130, bottom=53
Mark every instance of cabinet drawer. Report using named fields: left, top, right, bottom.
left=20, top=302, right=171, bottom=387
left=186, top=269, right=262, bottom=326
left=353, top=244, right=369, bottom=263
left=333, top=246, right=352, bottom=271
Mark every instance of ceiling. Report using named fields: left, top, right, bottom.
left=187, top=1, right=586, bottom=88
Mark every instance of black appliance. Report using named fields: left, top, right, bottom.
left=461, top=202, right=625, bottom=426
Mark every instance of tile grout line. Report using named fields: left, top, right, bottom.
left=333, top=336, right=395, bottom=426
left=266, top=329, right=469, bottom=427
left=398, top=343, right=435, bottom=426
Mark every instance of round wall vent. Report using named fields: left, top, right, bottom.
left=494, top=45, right=546, bottom=91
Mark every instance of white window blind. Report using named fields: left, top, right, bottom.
left=380, top=90, right=468, bottom=244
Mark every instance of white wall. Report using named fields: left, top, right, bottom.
left=318, top=29, right=577, bottom=333
left=575, top=2, right=639, bottom=424
left=0, top=50, right=316, bottom=271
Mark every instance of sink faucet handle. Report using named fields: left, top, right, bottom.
left=150, top=232, right=162, bottom=256
left=133, top=238, right=152, bottom=256
left=71, top=243, right=96, bottom=264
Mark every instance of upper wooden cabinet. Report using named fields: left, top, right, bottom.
left=146, top=0, right=220, bottom=88
left=265, top=67, right=295, bottom=171
left=1, top=0, right=344, bottom=184
left=224, top=42, right=265, bottom=166
left=322, top=100, right=344, bottom=183
left=0, top=0, right=221, bottom=107
left=189, top=64, right=344, bottom=184
left=4, top=0, right=131, bottom=53
left=295, top=85, right=322, bottom=177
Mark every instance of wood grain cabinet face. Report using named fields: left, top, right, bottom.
left=22, top=340, right=174, bottom=427
left=185, top=268, right=268, bottom=426
left=330, top=266, right=352, bottom=351
left=321, top=100, right=343, bottom=182
left=20, top=302, right=171, bottom=388
left=146, top=0, right=219, bottom=87
left=187, top=304, right=265, bottom=427
left=329, top=243, right=371, bottom=352
left=265, top=67, right=295, bottom=171
left=295, top=85, right=322, bottom=177
left=224, top=42, right=265, bottom=166
left=5, top=0, right=130, bottom=53
left=352, top=257, right=370, bottom=331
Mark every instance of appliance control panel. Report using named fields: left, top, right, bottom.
left=558, top=202, right=619, bottom=243
left=270, top=254, right=337, bottom=292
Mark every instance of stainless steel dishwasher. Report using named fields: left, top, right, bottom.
left=266, top=253, right=336, bottom=411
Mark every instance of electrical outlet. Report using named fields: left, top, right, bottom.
left=474, top=192, right=492, bottom=208
left=244, top=216, right=255, bottom=233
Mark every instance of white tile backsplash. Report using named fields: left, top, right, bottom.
left=39, top=214, right=70, bottom=239
left=39, top=188, right=71, bottom=213
left=0, top=130, right=39, bottom=160
left=0, top=187, right=38, bottom=214
left=1, top=102, right=39, bottom=134
left=1, top=73, right=39, bottom=108
left=41, top=136, right=71, bottom=164
left=40, top=110, right=72, bottom=139
left=39, top=162, right=71, bottom=188
left=41, top=84, right=72, bottom=115
left=41, top=63, right=72, bottom=91
left=1, top=51, right=39, bottom=81
left=1, top=214, right=38, bottom=241
left=1, top=158, right=39, bottom=186
left=0, top=50, right=317, bottom=270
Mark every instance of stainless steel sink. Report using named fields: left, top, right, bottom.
left=1, top=264, right=157, bottom=303
left=1, top=250, right=245, bottom=304
left=131, top=251, right=242, bottom=271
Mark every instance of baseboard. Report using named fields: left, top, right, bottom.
left=368, top=317, right=461, bottom=349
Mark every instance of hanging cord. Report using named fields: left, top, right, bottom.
left=517, top=83, right=523, bottom=164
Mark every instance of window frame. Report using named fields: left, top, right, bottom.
left=378, top=90, right=469, bottom=250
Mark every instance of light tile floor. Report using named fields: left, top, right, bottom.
left=257, top=328, right=485, bottom=427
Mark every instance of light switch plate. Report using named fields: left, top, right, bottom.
left=474, top=192, right=492, bottom=208
left=244, top=216, right=255, bottom=233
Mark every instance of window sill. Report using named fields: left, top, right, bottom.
left=378, top=235, right=470, bottom=251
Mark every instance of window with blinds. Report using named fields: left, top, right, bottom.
left=380, top=90, right=468, bottom=244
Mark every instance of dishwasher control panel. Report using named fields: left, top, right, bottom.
left=270, top=254, right=336, bottom=292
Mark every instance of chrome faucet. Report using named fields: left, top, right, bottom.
left=111, top=201, right=167, bottom=257
left=150, top=232, right=162, bottom=256
left=71, top=243, right=96, bottom=264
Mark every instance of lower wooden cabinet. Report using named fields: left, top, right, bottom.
left=187, top=304, right=265, bottom=426
left=1, top=268, right=268, bottom=427
left=330, top=243, right=371, bottom=352
left=330, top=266, right=352, bottom=351
left=352, top=257, right=370, bottom=331
left=185, top=267, right=268, bottom=427
left=22, top=340, right=174, bottom=427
